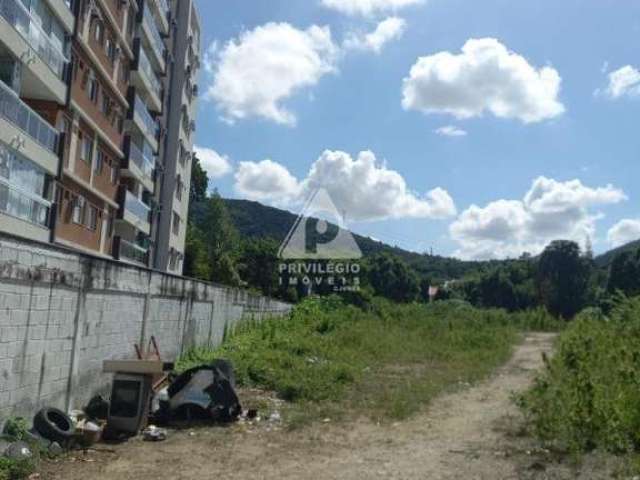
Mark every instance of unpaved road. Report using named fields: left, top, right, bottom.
left=45, top=333, right=599, bottom=480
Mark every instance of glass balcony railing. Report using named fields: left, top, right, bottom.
left=118, top=237, right=148, bottom=265
left=143, top=3, right=164, bottom=64
left=137, top=47, right=162, bottom=95
left=0, top=80, right=59, bottom=153
left=133, top=95, right=158, bottom=142
left=128, top=140, right=155, bottom=181
left=0, top=0, right=68, bottom=78
left=124, top=190, right=150, bottom=225
left=0, top=177, right=50, bottom=227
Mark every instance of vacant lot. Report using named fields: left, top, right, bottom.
left=38, top=333, right=575, bottom=480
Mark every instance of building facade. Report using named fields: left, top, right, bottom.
left=153, top=0, right=200, bottom=275
left=0, top=0, right=199, bottom=275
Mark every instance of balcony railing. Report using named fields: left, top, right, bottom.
left=123, top=190, right=150, bottom=225
left=143, top=3, right=164, bottom=64
left=0, top=79, right=59, bottom=153
left=0, top=177, right=50, bottom=227
left=137, top=46, right=162, bottom=94
left=128, top=140, right=155, bottom=181
left=116, top=237, right=148, bottom=265
left=0, top=0, right=68, bottom=78
left=133, top=95, right=158, bottom=142
left=157, top=0, right=169, bottom=15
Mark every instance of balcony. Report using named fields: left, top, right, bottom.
left=141, top=3, right=165, bottom=71
left=0, top=0, right=69, bottom=80
left=131, top=44, right=162, bottom=112
left=119, top=188, right=151, bottom=235
left=148, top=0, right=169, bottom=35
left=0, top=176, right=50, bottom=228
left=0, top=79, right=60, bottom=174
left=113, top=236, right=149, bottom=266
left=123, top=139, right=155, bottom=192
left=131, top=94, right=159, bottom=150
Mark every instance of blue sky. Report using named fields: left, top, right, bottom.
left=192, top=0, right=640, bottom=259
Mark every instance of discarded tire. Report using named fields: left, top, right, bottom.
left=33, top=408, right=75, bottom=443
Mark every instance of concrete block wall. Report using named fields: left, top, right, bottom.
left=0, top=233, right=291, bottom=422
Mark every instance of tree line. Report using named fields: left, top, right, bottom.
left=185, top=155, right=640, bottom=317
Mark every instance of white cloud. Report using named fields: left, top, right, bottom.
left=322, top=0, right=424, bottom=17
left=608, top=219, right=640, bottom=248
left=202, top=41, right=219, bottom=74
left=344, top=17, right=407, bottom=53
left=450, top=177, right=627, bottom=260
left=193, top=146, right=233, bottom=180
left=402, top=38, right=565, bottom=124
left=205, top=23, right=338, bottom=126
left=602, top=65, right=640, bottom=99
left=234, top=159, right=302, bottom=202
left=233, top=150, right=456, bottom=222
left=435, top=125, right=467, bottom=137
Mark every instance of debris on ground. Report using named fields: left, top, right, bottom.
left=33, top=408, right=76, bottom=445
left=163, top=359, right=242, bottom=423
left=3, top=441, right=33, bottom=461
left=142, top=426, right=167, bottom=442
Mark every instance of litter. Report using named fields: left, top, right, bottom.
left=142, top=426, right=167, bottom=442
left=166, top=359, right=241, bottom=423
left=3, top=441, right=32, bottom=461
left=33, top=408, right=75, bottom=444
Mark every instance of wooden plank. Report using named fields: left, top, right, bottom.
left=103, top=360, right=170, bottom=374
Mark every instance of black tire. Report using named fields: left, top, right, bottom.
left=33, top=408, right=75, bottom=443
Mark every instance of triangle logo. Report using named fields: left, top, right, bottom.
left=278, top=189, right=363, bottom=260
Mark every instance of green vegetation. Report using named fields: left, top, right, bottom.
left=178, top=297, right=561, bottom=424
left=0, top=417, right=37, bottom=480
left=518, top=296, right=640, bottom=454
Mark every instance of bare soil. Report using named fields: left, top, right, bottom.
left=40, top=333, right=628, bottom=479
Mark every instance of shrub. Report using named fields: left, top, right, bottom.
left=518, top=296, right=640, bottom=453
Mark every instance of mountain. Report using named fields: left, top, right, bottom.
left=595, top=239, right=640, bottom=268
left=214, top=199, right=495, bottom=281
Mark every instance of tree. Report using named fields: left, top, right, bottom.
left=367, top=253, right=420, bottom=303
left=238, top=238, right=279, bottom=297
left=607, top=249, right=640, bottom=296
left=536, top=240, right=591, bottom=319
left=190, top=153, right=208, bottom=206
left=183, top=225, right=211, bottom=280
left=198, top=191, right=242, bottom=286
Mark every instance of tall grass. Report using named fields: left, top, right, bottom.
left=179, top=297, right=523, bottom=422
left=518, top=296, right=640, bottom=454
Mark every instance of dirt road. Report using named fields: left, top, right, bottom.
left=43, top=333, right=566, bottom=480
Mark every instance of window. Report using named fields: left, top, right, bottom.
left=95, top=150, right=104, bottom=174
left=101, top=93, right=110, bottom=115
left=88, top=206, right=98, bottom=231
left=110, top=161, right=118, bottom=184
left=81, top=134, right=93, bottom=163
left=94, top=21, right=104, bottom=44
left=72, top=196, right=85, bottom=224
left=106, top=37, right=115, bottom=63
left=175, top=176, right=182, bottom=201
left=89, top=73, right=99, bottom=102
left=172, top=212, right=180, bottom=236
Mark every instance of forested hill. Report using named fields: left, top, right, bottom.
left=218, top=199, right=496, bottom=281
left=595, top=240, right=640, bottom=268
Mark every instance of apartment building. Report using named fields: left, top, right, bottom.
left=0, top=0, right=73, bottom=244
left=0, top=0, right=200, bottom=275
left=153, top=0, right=200, bottom=275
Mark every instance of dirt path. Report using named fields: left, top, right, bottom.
left=43, top=333, right=557, bottom=480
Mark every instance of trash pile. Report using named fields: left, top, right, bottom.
left=1, top=356, right=243, bottom=461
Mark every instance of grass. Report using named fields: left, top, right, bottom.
left=0, top=418, right=38, bottom=480
left=518, top=296, right=640, bottom=455
left=178, top=297, right=542, bottom=425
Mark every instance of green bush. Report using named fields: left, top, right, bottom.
left=179, top=296, right=519, bottom=420
left=518, top=296, right=640, bottom=453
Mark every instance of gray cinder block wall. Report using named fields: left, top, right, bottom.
left=0, top=233, right=291, bottom=422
